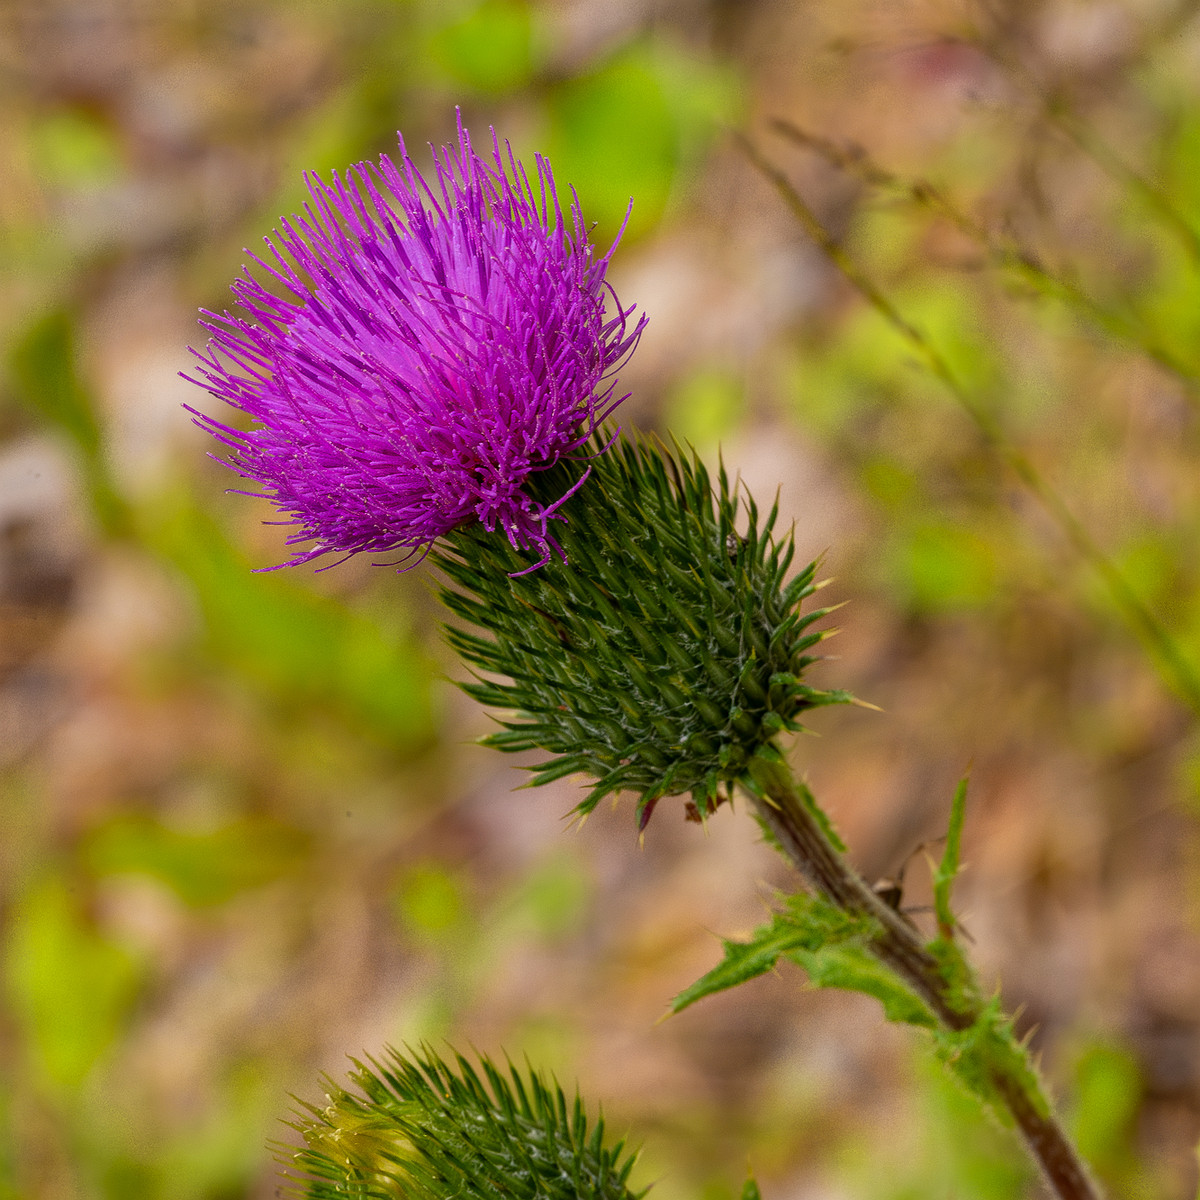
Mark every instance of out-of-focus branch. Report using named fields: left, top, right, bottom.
left=770, top=118, right=1200, bottom=397
left=738, top=132, right=1200, bottom=719
left=967, top=3, right=1200, bottom=267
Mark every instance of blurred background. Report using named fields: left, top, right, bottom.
left=3, top=0, right=1200, bottom=1196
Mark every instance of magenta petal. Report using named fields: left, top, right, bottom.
left=185, top=115, right=646, bottom=569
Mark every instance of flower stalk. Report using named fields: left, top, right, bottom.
left=746, top=752, right=1100, bottom=1200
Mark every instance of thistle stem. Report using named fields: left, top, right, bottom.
left=747, top=754, right=1100, bottom=1200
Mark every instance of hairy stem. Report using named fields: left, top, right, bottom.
left=747, top=754, right=1101, bottom=1200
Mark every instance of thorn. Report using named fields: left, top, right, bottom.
left=637, top=795, right=661, bottom=833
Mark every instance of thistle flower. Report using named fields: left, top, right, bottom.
left=286, top=1046, right=642, bottom=1200
left=185, top=117, right=645, bottom=569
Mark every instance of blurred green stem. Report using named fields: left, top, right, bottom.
left=769, top=118, right=1200, bottom=396
left=969, top=18, right=1200, bottom=269
left=746, top=753, right=1101, bottom=1200
left=740, top=132, right=1200, bottom=720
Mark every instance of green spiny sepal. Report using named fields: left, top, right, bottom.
left=436, top=430, right=852, bottom=826
left=282, top=1046, right=643, bottom=1200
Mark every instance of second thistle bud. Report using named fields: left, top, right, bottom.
left=437, top=433, right=851, bottom=828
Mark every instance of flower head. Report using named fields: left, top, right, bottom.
left=185, top=117, right=645, bottom=570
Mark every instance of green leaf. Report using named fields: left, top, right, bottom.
left=428, top=0, right=535, bottom=95
left=7, top=310, right=100, bottom=455
left=794, top=776, right=847, bottom=853
left=740, top=1177, right=762, bottom=1200
left=930, top=997, right=1048, bottom=1123
left=84, top=814, right=310, bottom=908
left=542, top=41, right=740, bottom=244
left=671, top=919, right=808, bottom=1013
left=671, top=892, right=936, bottom=1029
left=788, top=942, right=937, bottom=1028
left=3, top=875, right=142, bottom=1092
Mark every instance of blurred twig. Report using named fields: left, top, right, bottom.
left=1049, top=106, right=1200, bottom=268
left=771, top=118, right=1200, bottom=398
left=739, top=132, right=1200, bottom=719
left=969, top=0, right=1200, bottom=269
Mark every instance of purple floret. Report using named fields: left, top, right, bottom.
left=184, top=116, right=646, bottom=570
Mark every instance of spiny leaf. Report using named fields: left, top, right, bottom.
left=670, top=918, right=808, bottom=1012
left=933, top=774, right=968, bottom=939
left=787, top=942, right=937, bottom=1028
left=671, top=892, right=936, bottom=1029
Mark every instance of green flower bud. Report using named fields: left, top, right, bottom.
left=437, top=432, right=852, bottom=829
left=285, top=1047, right=642, bottom=1200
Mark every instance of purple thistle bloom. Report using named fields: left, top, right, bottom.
left=184, top=117, right=645, bottom=571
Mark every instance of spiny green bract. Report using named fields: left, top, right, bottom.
left=283, top=1047, right=643, bottom=1200
left=437, top=431, right=852, bottom=827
